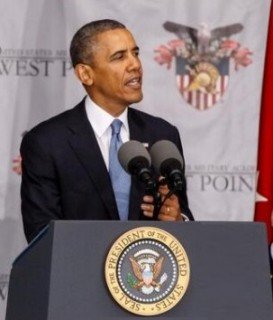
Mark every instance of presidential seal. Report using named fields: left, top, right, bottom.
left=105, top=227, right=190, bottom=316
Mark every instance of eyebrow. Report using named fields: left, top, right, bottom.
left=109, top=46, right=139, bottom=59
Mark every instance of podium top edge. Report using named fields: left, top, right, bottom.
left=12, top=225, right=49, bottom=265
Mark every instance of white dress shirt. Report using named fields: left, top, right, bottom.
left=85, top=96, right=130, bottom=170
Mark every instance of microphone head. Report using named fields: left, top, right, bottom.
left=118, top=140, right=151, bottom=174
left=150, top=140, right=184, bottom=176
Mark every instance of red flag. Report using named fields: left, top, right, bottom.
left=255, top=1, right=273, bottom=245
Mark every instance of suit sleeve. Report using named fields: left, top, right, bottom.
left=20, top=130, right=63, bottom=243
left=171, top=126, right=194, bottom=221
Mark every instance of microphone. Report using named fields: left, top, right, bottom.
left=118, top=140, right=161, bottom=220
left=118, top=140, right=155, bottom=191
left=150, top=140, right=184, bottom=191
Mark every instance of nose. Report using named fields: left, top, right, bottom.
left=127, top=53, right=142, bottom=72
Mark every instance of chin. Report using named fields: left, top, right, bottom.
left=130, top=92, right=143, bottom=104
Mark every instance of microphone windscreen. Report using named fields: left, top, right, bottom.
left=150, top=140, right=183, bottom=174
left=118, top=140, right=151, bottom=173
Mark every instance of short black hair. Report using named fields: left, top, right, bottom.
left=70, top=19, right=126, bottom=67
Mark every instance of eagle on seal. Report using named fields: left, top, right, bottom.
left=129, top=256, right=166, bottom=294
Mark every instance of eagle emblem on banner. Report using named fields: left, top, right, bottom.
left=154, top=21, right=253, bottom=110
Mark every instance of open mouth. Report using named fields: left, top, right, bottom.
left=125, top=76, right=142, bottom=89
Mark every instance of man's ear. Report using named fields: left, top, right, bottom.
left=74, top=64, right=94, bottom=86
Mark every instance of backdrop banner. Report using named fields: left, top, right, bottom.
left=0, top=0, right=271, bottom=317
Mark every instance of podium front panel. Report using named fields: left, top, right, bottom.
left=6, top=221, right=273, bottom=320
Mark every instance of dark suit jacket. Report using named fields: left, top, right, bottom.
left=21, top=99, right=193, bottom=242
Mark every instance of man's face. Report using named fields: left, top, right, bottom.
left=88, top=28, right=143, bottom=115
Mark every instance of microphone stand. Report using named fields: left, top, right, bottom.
left=141, top=171, right=184, bottom=220
left=152, top=176, right=184, bottom=220
left=143, top=179, right=161, bottom=221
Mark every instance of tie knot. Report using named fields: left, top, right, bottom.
left=111, top=119, right=123, bottom=135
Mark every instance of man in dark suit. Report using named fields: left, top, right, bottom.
left=21, top=19, right=193, bottom=243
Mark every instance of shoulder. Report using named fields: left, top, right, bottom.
left=21, top=100, right=85, bottom=152
left=23, top=100, right=84, bottom=139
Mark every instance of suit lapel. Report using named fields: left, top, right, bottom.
left=127, top=108, right=149, bottom=220
left=67, top=102, right=119, bottom=220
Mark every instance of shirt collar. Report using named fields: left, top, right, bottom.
left=85, top=95, right=129, bottom=138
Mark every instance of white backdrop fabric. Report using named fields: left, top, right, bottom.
left=0, top=0, right=271, bottom=317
